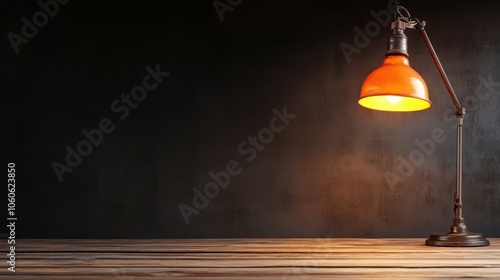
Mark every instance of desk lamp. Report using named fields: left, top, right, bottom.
left=359, top=6, right=489, bottom=247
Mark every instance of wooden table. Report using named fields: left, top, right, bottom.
left=3, top=238, right=500, bottom=279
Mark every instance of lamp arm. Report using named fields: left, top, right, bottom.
left=415, top=21, right=466, bottom=226
left=416, top=21, right=464, bottom=115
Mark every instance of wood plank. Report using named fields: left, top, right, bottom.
left=2, top=238, right=500, bottom=279
left=15, top=238, right=500, bottom=252
left=4, top=267, right=500, bottom=278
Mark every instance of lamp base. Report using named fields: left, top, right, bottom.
left=425, top=232, right=490, bottom=247
left=426, top=218, right=489, bottom=247
left=426, top=231, right=489, bottom=247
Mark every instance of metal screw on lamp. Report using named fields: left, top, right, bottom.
left=359, top=6, right=489, bottom=247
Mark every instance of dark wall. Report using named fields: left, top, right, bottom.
left=3, top=0, right=500, bottom=238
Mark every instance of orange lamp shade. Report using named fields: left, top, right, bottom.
left=359, top=55, right=432, bottom=112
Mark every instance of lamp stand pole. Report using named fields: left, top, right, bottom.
left=417, top=22, right=489, bottom=247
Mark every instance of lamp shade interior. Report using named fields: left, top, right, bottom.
left=359, top=55, right=431, bottom=112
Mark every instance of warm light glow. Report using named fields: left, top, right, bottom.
left=387, top=95, right=403, bottom=104
left=359, top=55, right=431, bottom=112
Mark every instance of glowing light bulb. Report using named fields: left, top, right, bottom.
left=387, top=95, right=403, bottom=104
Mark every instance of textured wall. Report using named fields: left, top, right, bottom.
left=3, top=0, right=499, bottom=238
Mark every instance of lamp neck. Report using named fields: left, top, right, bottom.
left=385, top=19, right=408, bottom=57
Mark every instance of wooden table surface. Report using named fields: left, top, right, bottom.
left=3, top=238, right=500, bottom=279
